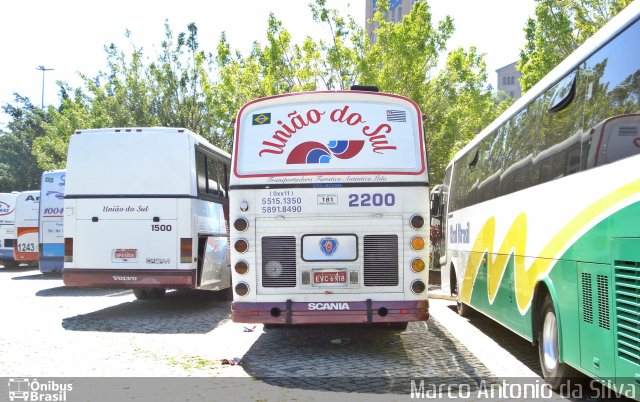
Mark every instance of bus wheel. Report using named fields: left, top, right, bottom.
left=132, top=289, right=149, bottom=300
left=538, top=295, right=572, bottom=390
left=147, top=288, right=166, bottom=299
left=389, top=322, right=409, bottom=331
left=456, top=300, right=474, bottom=318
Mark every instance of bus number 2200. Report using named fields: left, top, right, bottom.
left=348, top=193, right=395, bottom=207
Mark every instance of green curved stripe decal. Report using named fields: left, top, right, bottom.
left=460, top=178, right=640, bottom=313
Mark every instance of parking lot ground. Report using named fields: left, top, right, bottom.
left=0, top=266, right=631, bottom=401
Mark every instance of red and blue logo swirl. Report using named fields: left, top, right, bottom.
left=286, top=140, right=365, bottom=164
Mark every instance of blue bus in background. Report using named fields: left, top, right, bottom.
left=39, top=169, right=65, bottom=273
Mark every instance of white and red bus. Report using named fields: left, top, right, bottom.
left=63, top=127, right=231, bottom=299
left=0, top=192, right=18, bottom=267
left=14, top=190, right=40, bottom=264
left=229, top=88, right=430, bottom=327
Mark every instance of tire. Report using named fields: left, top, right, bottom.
left=538, top=295, right=573, bottom=390
left=456, top=300, right=474, bottom=317
left=389, top=321, right=409, bottom=331
left=147, top=288, right=166, bottom=299
left=132, top=288, right=149, bottom=300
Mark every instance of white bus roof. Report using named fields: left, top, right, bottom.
left=66, top=127, right=228, bottom=196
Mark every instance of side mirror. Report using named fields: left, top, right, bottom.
left=430, top=193, right=441, bottom=218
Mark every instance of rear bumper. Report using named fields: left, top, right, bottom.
left=62, top=268, right=196, bottom=288
left=39, top=259, right=63, bottom=273
left=232, top=299, right=429, bottom=324
left=0, top=249, right=14, bottom=260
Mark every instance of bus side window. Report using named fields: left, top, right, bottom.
left=196, top=151, right=207, bottom=194
left=217, top=160, right=229, bottom=198
left=207, top=157, right=220, bottom=196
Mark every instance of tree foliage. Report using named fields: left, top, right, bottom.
left=2, top=0, right=510, bottom=188
left=518, top=0, right=633, bottom=92
left=0, top=95, right=48, bottom=192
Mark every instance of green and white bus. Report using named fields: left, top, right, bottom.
left=433, top=1, right=640, bottom=396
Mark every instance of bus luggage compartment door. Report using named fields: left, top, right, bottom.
left=74, top=218, right=178, bottom=269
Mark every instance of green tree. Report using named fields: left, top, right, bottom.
left=518, top=0, right=633, bottom=92
left=13, top=0, right=508, bottom=186
left=0, top=95, right=48, bottom=192
left=32, top=22, right=220, bottom=169
left=362, top=0, right=504, bottom=182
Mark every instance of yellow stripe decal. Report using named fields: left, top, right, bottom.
left=460, top=178, right=640, bottom=313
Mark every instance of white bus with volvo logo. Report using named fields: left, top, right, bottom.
left=229, top=89, right=430, bottom=328
left=63, top=127, right=231, bottom=299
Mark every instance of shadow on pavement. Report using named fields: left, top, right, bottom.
left=13, top=272, right=63, bottom=280
left=446, top=304, right=543, bottom=377
left=1, top=265, right=39, bottom=275
left=61, top=289, right=231, bottom=335
left=37, top=286, right=132, bottom=297
left=241, top=319, right=497, bottom=394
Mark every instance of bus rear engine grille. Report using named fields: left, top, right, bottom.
left=364, top=235, right=398, bottom=286
left=262, top=236, right=296, bottom=287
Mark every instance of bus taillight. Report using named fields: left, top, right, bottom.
left=64, top=238, right=73, bottom=262
left=235, top=260, right=249, bottom=275
left=410, top=236, right=425, bottom=250
left=410, top=215, right=425, bottom=229
left=180, top=238, right=192, bottom=263
left=234, top=218, right=249, bottom=232
left=411, top=258, right=426, bottom=272
left=411, top=280, right=426, bottom=294
left=235, top=282, right=249, bottom=296
left=234, top=239, right=249, bottom=253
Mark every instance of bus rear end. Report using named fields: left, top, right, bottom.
left=14, top=191, right=40, bottom=264
left=62, top=128, right=200, bottom=297
left=0, top=192, right=18, bottom=267
left=39, top=170, right=66, bottom=273
left=230, top=90, right=430, bottom=326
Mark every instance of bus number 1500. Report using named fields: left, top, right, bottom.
left=348, top=193, right=396, bottom=207
left=151, top=224, right=172, bottom=232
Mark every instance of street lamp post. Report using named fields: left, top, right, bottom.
left=36, top=65, right=54, bottom=109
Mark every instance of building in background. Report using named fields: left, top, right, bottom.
left=365, top=0, right=416, bottom=42
left=496, top=61, right=522, bottom=100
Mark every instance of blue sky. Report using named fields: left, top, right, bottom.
left=0, top=0, right=535, bottom=126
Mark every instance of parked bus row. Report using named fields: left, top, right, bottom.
left=430, top=1, right=640, bottom=398
left=4, top=1, right=639, bottom=396
left=0, top=169, right=65, bottom=272
left=55, top=89, right=430, bottom=325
